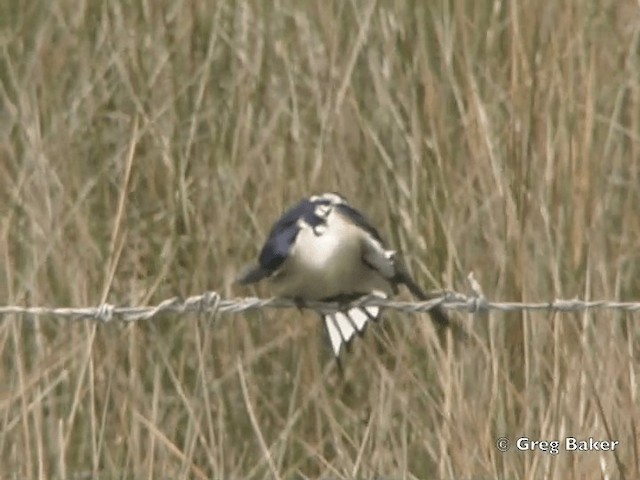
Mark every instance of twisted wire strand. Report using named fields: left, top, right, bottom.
left=1, top=291, right=639, bottom=323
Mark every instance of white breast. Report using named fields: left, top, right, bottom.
left=270, top=211, right=390, bottom=299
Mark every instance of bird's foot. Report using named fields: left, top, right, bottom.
left=292, top=297, right=307, bottom=313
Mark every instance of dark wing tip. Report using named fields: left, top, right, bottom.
left=334, top=203, right=384, bottom=242
left=235, top=263, right=270, bottom=285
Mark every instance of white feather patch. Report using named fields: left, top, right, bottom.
left=334, top=312, right=357, bottom=341
left=364, top=306, right=380, bottom=320
left=324, top=314, right=344, bottom=357
left=323, top=291, right=387, bottom=357
left=346, top=308, right=369, bottom=331
left=323, top=312, right=360, bottom=357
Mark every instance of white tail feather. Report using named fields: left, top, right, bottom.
left=322, top=291, right=387, bottom=357
left=324, top=314, right=344, bottom=357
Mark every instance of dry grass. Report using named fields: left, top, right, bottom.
left=2, top=0, right=640, bottom=478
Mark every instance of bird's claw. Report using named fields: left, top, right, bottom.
left=293, top=297, right=307, bottom=313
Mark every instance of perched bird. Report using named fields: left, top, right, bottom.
left=236, top=192, right=453, bottom=357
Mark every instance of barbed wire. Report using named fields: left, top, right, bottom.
left=1, top=291, right=639, bottom=323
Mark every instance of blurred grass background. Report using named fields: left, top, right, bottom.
left=1, top=0, right=640, bottom=478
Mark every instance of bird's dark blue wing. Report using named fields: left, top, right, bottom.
left=335, top=203, right=384, bottom=243
left=257, top=198, right=331, bottom=274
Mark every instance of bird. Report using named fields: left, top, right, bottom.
left=236, top=192, right=453, bottom=358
